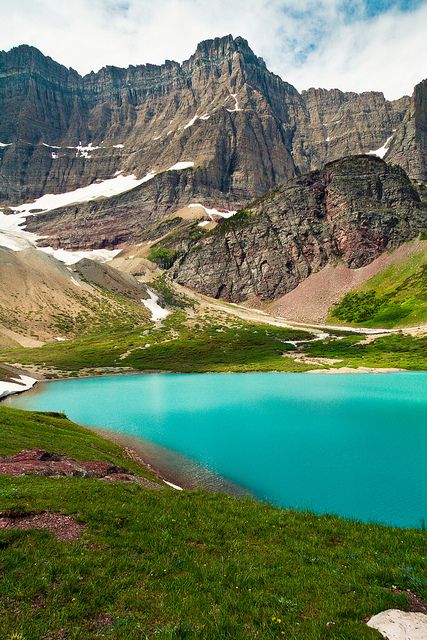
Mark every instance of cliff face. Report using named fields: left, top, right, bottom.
left=0, top=37, right=302, bottom=204
left=387, top=79, right=427, bottom=183
left=293, top=89, right=409, bottom=173
left=172, top=156, right=426, bottom=302
left=0, top=36, right=424, bottom=212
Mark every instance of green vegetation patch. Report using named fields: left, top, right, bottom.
left=0, top=406, right=150, bottom=478
left=0, top=313, right=313, bottom=375
left=305, top=333, right=427, bottom=370
left=330, top=248, right=427, bottom=328
left=147, top=247, right=178, bottom=269
left=214, top=208, right=252, bottom=234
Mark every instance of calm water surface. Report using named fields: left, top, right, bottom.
left=6, top=372, right=427, bottom=528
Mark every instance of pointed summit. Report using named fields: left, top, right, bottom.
left=192, top=35, right=265, bottom=67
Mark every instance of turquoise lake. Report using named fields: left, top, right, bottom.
left=6, top=372, right=427, bottom=528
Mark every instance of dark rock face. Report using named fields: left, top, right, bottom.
left=0, top=36, right=424, bottom=213
left=0, top=37, right=301, bottom=205
left=26, top=166, right=238, bottom=248
left=292, top=89, right=409, bottom=173
left=387, top=79, right=427, bottom=183
left=172, top=156, right=426, bottom=302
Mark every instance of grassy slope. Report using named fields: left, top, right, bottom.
left=0, top=408, right=426, bottom=640
left=330, top=248, right=427, bottom=328
left=0, top=406, right=155, bottom=479
left=1, top=308, right=427, bottom=375
left=0, top=312, right=314, bottom=375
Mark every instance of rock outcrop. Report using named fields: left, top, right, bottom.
left=172, top=156, right=427, bottom=302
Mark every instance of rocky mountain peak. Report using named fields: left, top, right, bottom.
left=172, top=155, right=426, bottom=303
left=192, top=35, right=260, bottom=63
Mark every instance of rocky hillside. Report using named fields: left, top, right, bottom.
left=171, top=156, right=427, bottom=302
left=0, top=247, right=150, bottom=344
left=0, top=35, right=425, bottom=216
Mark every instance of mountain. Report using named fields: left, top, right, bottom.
left=0, top=36, right=426, bottom=323
left=0, top=36, right=425, bottom=233
left=387, top=78, right=427, bottom=184
left=171, top=156, right=426, bottom=302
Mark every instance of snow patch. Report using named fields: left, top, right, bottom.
left=168, top=161, right=194, bottom=171
left=0, top=210, right=39, bottom=251
left=0, top=173, right=161, bottom=263
left=141, top=289, right=169, bottom=322
left=198, top=220, right=211, bottom=227
left=113, top=144, right=124, bottom=148
left=325, top=137, right=331, bottom=143
left=367, top=135, right=394, bottom=159
left=40, top=247, right=121, bottom=266
left=0, top=142, right=12, bottom=147
left=51, top=152, right=58, bottom=159
left=0, top=375, right=37, bottom=400
left=11, top=173, right=156, bottom=216
left=188, top=203, right=237, bottom=219
left=71, top=142, right=101, bottom=159
left=42, top=143, right=61, bottom=149
left=184, top=113, right=210, bottom=129
left=226, top=93, right=242, bottom=113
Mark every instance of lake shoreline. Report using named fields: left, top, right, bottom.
left=90, top=427, right=251, bottom=497
left=0, top=364, right=412, bottom=393
left=4, top=370, right=426, bottom=527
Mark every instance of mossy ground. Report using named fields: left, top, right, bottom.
left=0, top=408, right=426, bottom=639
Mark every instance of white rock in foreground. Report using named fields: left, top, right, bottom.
left=0, top=375, right=37, bottom=400
left=367, top=609, right=427, bottom=640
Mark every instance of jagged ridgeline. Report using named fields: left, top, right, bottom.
left=0, top=35, right=425, bottom=212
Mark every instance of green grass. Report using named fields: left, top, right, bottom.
left=0, top=408, right=426, bottom=639
left=330, top=247, right=427, bottom=328
left=0, top=406, right=153, bottom=479
left=0, top=313, right=314, bottom=375
left=305, top=333, right=427, bottom=370
left=1, top=308, right=427, bottom=375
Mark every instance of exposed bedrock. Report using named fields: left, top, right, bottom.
left=172, top=156, right=427, bottom=302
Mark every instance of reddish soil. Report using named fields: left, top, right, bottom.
left=0, top=448, right=160, bottom=488
left=0, top=511, right=84, bottom=541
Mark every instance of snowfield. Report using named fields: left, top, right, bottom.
left=0, top=375, right=38, bottom=400
left=367, top=135, right=394, bottom=159
left=11, top=173, right=156, bottom=216
left=141, top=289, right=170, bottom=321
left=189, top=203, right=237, bottom=219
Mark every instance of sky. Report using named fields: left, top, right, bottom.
left=0, top=0, right=426, bottom=99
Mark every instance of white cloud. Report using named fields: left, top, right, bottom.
left=0, top=0, right=425, bottom=99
